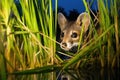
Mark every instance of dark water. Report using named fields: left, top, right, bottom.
left=57, top=68, right=120, bottom=80
left=3, top=67, right=120, bottom=80
left=6, top=67, right=119, bottom=80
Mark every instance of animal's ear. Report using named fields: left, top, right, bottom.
left=76, top=12, right=90, bottom=32
left=58, top=13, right=67, bottom=30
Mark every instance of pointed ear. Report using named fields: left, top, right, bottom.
left=76, top=12, right=90, bottom=32
left=58, top=13, right=67, bottom=30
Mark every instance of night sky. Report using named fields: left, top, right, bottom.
left=52, top=0, right=98, bottom=14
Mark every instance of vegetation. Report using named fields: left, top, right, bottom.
left=63, top=0, right=120, bottom=69
left=0, top=0, right=119, bottom=80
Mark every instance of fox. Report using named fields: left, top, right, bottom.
left=58, top=12, right=90, bottom=53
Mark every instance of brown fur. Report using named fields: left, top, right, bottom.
left=58, top=12, right=90, bottom=52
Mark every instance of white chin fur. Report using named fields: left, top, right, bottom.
left=60, top=42, right=78, bottom=51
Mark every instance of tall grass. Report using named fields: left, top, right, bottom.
left=0, top=0, right=119, bottom=80
left=0, top=0, right=59, bottom=79
left=63, top=0, right=119, bottom=69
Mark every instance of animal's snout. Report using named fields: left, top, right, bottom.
left=61, top=42, right=67, bottom=48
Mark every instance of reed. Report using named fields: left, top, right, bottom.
left=63, top=0, right=119, bottom=69
left=0, top=0, right=119, bottom=80
left=0, top=0, right=58, bottom=79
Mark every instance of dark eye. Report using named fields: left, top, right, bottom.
left=61, top=32, right=64, bottom=37
left=71, top=32, right=78, bottom=38
left=80, top=22, right=83, bottom=26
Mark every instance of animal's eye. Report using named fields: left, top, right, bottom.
left=61, top=32, right=64, bottom=37
left=80, top=22, right=83, bottom=26
left=71, top=32, right=78, bottom=38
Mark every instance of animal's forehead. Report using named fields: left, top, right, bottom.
left=63, top=21, right=81, bottom=32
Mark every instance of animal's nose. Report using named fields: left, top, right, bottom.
left=61, top=42, right=67, bottom=48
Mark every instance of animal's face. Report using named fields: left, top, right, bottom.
left=58, top=12, right=90, bottom=52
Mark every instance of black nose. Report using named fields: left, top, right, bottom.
left=62, top=43, right=67, bottom=48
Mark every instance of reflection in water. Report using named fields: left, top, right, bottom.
left=6, top=67, right=119, bottom=80
left=58, top=67, right=120, bottom=80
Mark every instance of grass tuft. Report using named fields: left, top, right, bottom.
left=0, top=0, right=119, bottom=80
